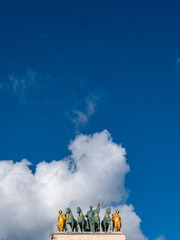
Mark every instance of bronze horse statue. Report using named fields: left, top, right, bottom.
left=101, top=207, right=111, bottom=232
left=66, top=207, right=78, bottom=232
left=77, top=207, right=86, bottom=232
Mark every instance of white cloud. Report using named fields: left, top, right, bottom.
left=153, top=236, right=166, bottom=240
left=0, top=130, right=148, bottom=240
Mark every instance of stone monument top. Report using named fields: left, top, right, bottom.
left=51, top=232, right=126, bottom=240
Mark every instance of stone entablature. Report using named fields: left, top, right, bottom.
left=51, top=232, right=126, bottom=240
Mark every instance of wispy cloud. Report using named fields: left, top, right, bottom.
left=8, top=69, right=38, bottom=103
left=70, top=93, right=101, bottom=131
left=153, top=235, right=166, bottom=240
left=176, top=58, right=180, bottom=70
left=0, top=70, right=104, bottom=132
left=0, top=69, right=40, bottom=104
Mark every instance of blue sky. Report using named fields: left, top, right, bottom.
left=0, top=0, right=180, bottom=239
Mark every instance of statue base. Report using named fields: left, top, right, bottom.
left=51, top=232, right=126, bottom=240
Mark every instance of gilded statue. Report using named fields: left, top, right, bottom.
left=57, top=210, right=67, bottom=232
left=112, top=210, right=122, bottom=232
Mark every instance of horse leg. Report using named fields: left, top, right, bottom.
left=78, top=222, right=80, bottom=232
left=82, top=221, right=85, bottom=232
left=65, top=222, right=67, bottom=231
left=103, top=221, right=106, bottom=232
left=79, top=222, right=82, bottom=232
left=86, top=220, right=89, bottom=231
left=109, top=219, right=111, bottom=231
left=71, top=222, right=74, bottom=232
left=76, top=221, right=78, bottom=232
left=98, top=219, right=100, bottom=231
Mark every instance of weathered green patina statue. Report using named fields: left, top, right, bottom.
left=77, top=207, right=86, bottom=232
left=93, top=203, right=100, bottom=232
left=66, top=207, right=78, bottom=232
left=101, top=207, right=111, bottom=232
left=86, top=203, right=100, bottom=232
left=86, top=205, right=94, bottom=231
left=57, top=204, right=123, bottom=233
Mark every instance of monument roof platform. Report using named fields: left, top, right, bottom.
left=51, top=232, right=126, bottom=240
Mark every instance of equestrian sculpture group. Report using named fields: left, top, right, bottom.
left=57, top=203, right=122, bottom=233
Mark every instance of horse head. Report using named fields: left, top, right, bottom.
left=66, top=207, right=71, bottom=215
left=77, top=207, right=82, bottom=214
left=106, top=207, right=111, bottom=215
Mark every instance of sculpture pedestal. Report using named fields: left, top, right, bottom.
left=51, top=233, right=126, bottom=240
